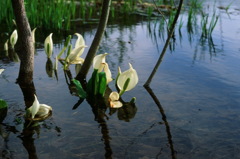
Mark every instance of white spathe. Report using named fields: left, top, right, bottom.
left=10, top=29, right=18, bottom=49
left=28, top=95, right=52, bottom=119
left=74, top=33, right=85, bottom=49
left=28, top=95, right=40, bottom=119
left=93, top=53, right=113, bottom=83
left=93, top=53, right=108, bottom=70
left=4, top=40, right=8, bottom=51
left=44, top=33, right=53, bottom=58
left=109, top=92, right=123, bottom=108
left=117, top=63, right=138, bottom=92
left=103, top=63, right=113, bottom=83
left=31, top=28, right=37, bottom=43
left=67, top=45, right=86, bottom=64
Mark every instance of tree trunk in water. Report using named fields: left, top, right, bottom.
left=76, top=0, right=111, bottom=81
left=11, top=0, right=34, bottom=85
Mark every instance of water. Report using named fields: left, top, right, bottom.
left=0, top=1, right=240, bottom=158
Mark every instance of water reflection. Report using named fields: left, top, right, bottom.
left=144, top=85, right=176, bottom=159
left=45, top=58, right=53, bottom=78
left=0, top=124, right=15, bottom=158
left=0, top=48, right=20, bottom=63
left=1, top=82, right=57, bottom=159
left=62, top=66, right=138, bottom=158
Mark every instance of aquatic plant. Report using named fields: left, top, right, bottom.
left=71, top=53, right=138, bottom=108
left=109, top=91, right=123, bottom=108
left=201, top=11, right=219, bottom=38
left=44, top=33, right=53, bottom=58
left=0, top=0, right=76, bottom=30
left=56, top=33, right=87, bottom=70
left=117, top=63, right=139, bottom=96
left=67, top=33, right=86, bottom=65
left=93, top=53, right=113, bottom=83
left=4, top=40, right=8, bottom=51
left=27, top=94, right=52, bottom=120
left=10, top=29, right=18, bottom=49
left=31, top=28, right=37, bottom=43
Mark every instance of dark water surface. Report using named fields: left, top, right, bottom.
left=0, top=1, right=240, bottom=159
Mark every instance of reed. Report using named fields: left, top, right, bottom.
left=0, top=0, right=76, bottom=30
left=200, top=11, right=219, bottom=38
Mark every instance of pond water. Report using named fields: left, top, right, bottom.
left=0, top=1, right=240, bottom=159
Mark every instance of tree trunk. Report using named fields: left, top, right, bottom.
left=76, top=0, right=112, bottom=81
left=11, top=0, right=34, bottom=85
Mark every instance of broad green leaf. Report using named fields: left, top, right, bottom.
left=93, top=69, right=99, bottom=95
left=98, top=72, right=107, bottom=97
left=72, top=79, right=87, bottom=98
left=86, top=77, right=93, bottom=96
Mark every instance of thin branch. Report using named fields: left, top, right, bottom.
left=76, top=0, right=112, bottom=81
left=144, top=0, right=184, bottom=87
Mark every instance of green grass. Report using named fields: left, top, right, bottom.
left=0, top=0, right=76, bottom=30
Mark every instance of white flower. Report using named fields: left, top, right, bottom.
left=93, top=53, right=108, bottom=70
left=74, top=33, right=85, bottom=49
left=31, top=28, right=37, bottom=43
left=10, top=29, right=18, bottom=49
left=4, top=40, right=8, bottom=51
left=117, top=63, right=138, bottom=92
left=28, top=95, right=52, bottom=119
left=102, top=63, right=113, bottom=83
left=67, top=45, right=86, bottom=64
left=109, top=92, right=123, bottom=108
left=28, top=95, right=40, bottom=119
left=44, top=33, right=53, bottom=58
left=92, top=53, right=113, bottom=83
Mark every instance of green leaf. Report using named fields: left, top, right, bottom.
left=86, top=77, right=93, bottom=96
left=123, top=78, right=130, bottom=91
left=0, top=99, right=8, bottom=109
left=47, top=43, right=50, bottom=58
left=93, top=69, right=99, bottom=96
left=58, top=35, right=72, bottom=59
left=64, top=35, right=72, bottom=47
left=98, top=72, right=107, bottom=97
left=64, top=45, right=72, bottom=70
left=72, top=79, right=87, bottom=98
left=86, top=69, right=98, bottom=96
left=130, top=97, right=136, bottom=104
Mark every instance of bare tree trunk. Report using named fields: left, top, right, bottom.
left=11, top=0, right=34, bottom=85
left=76, top=0, right=112, bottom=81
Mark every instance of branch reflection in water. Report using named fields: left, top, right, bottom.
left=144, top=85, right=176, bottom=159
left=0, top=82, right=59, bottom=159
